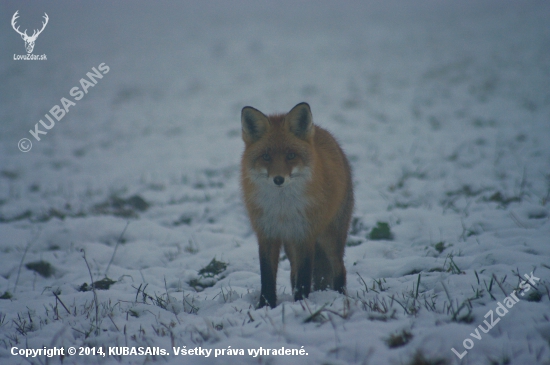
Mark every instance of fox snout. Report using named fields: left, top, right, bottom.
left=273, top=175, right=285, bottom=186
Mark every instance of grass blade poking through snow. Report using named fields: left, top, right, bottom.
left=105, top=221, right=130, bottom=277
left=82, top=249, right=100, bottom=336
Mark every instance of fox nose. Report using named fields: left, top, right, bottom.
left=273, top=176, right=284, bottom=186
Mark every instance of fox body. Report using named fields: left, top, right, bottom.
left=240, top=102, right=354, bottom=308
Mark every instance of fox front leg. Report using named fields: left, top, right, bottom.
left=258, top=239, right=281, bottom=308
left=291, top=243, right=314, bottom=301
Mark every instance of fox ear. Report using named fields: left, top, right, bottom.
left=286, top=102, right=314, bottom=141
left=241, top=106, right=269, bottom=144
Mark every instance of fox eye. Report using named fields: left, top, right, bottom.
left=262, top=153, right=271, bottom=161
left=287, top=152, right=296, bottom=160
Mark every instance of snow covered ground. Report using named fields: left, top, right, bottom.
left=1, top=1, right=549, bottom=364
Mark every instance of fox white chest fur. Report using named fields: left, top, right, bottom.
left=248, top=167, right=312, bottom=242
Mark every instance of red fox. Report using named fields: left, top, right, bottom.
left=240, top=102, right=354, bottom=308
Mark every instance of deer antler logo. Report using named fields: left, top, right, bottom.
left=11, top=11, right=49, bottom=54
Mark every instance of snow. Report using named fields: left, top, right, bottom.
left=1, top=0, right=549, bottom=364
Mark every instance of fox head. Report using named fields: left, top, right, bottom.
left=241, top=102, right=315, bottom=187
